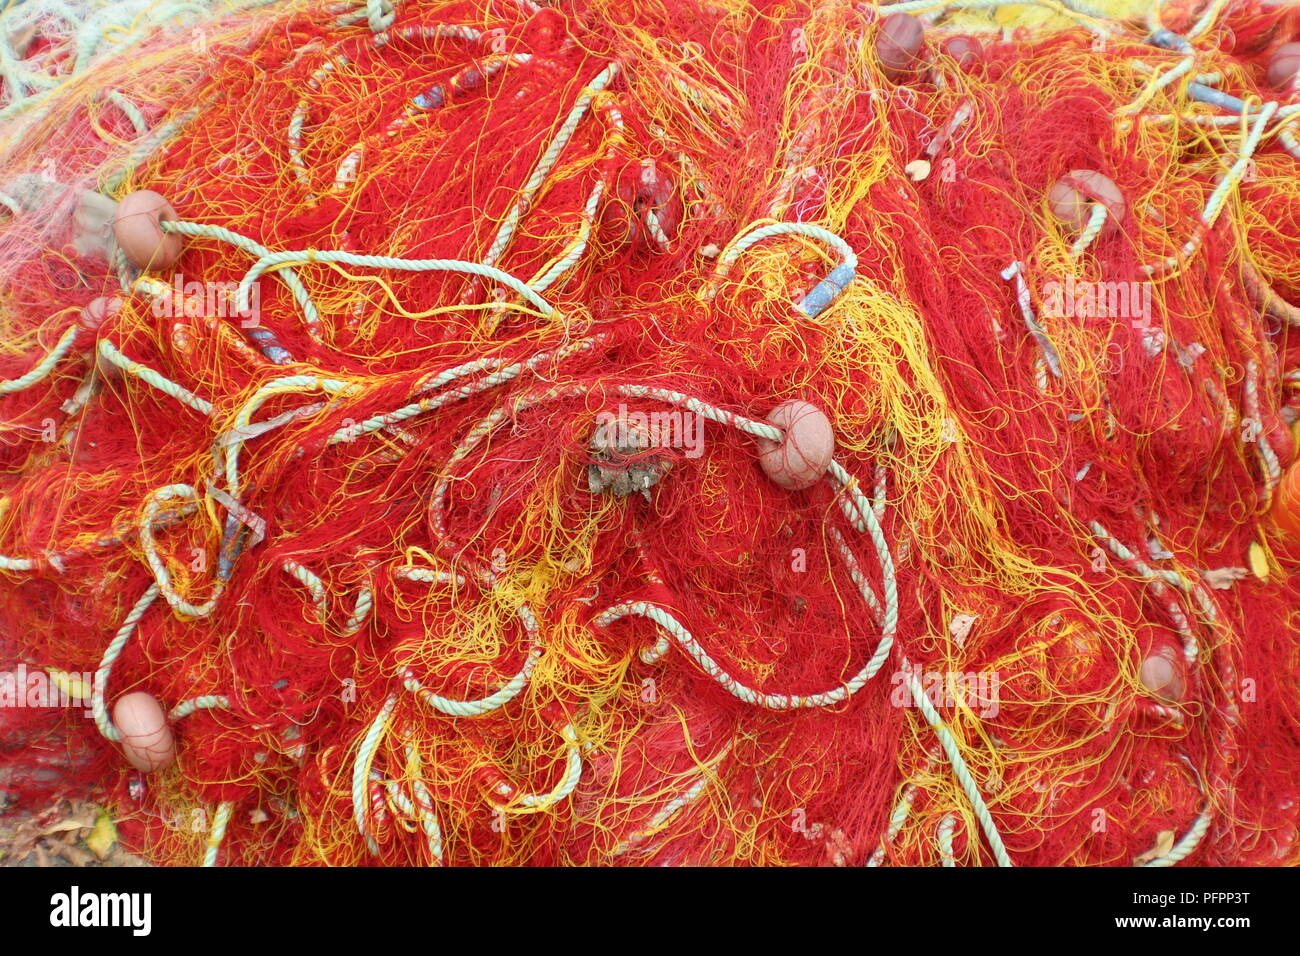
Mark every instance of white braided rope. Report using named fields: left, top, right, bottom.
left=493, top=723, right=583, bottom=810
left=344, top=586, right=373, bottom=635
left=282, top=560, right=327, bottom=622
left=105, top=105, right=202, bottom=194
left=140, top=484, right=223, bottom=619
left=238, top=247, right=556, bottom=319
left=866, top=774, right=925, bottom=867
left=1185, top=0, right=1228, bottom=39
left=480, top=63, right=620, bottom=272
left=706, top=221, right=857, bottom=297
left=1117, top=55, right=1195, bottom=118
left=396, top=566, right=541, bottom=717
left=372, top=738, right=444, bottom=864
left=201, top=802, right=234, bottom=867
left=595, top=598, right=890, bottom=710
left=0, top=325, right=78, bottom=394
left=937, top=813, right=958, bottom=867
left=162, top=220, right=320, bottom=340
left=103, top=88, right=147, bottom=135
left=352, top=693, right=398, bottom=855
left=0, top=552, right=34, bottom=572
left=900, top=659, right=1012, bottom=868
left=610, top=746, right=729, bottom=857
left=527, top=94, right=626, bottom=294
left=326, top=337, right=601, bottom=446
left=829, top=525, right=886, bottom=638
left=404, top=742, right=445, bottom=865
left=96, top=339, right=214, bottom=416
left=366, top=0, right=396, bottom=35
left=394, top=567, right=465, bottom=586
left=1141, top=807, right=1212, bottom=867
left=1244, top=359, right=1281, bottom=499
left=93, top=583, right=160, bottom=742
left=1142, top=102, right=1278, bottom=276
left=1000, top=260, right=1062, bottom=379
left=168, top=695, right=230, bottom=721
left=1069, top=203, right=1108, bottom=257
left=613, top=383, right=782, bottom=440
left=1090, top=520, right=1201, bottom=663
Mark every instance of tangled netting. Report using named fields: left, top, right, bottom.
left=1, top=0, right=1299, bottom=867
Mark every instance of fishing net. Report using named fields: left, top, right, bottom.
left=0, top=0, right=1297, bottom=866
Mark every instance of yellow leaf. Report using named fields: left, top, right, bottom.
left=1133, top=829, right=1176, bottom=865
left=1248, top=541, right=1269, bottom=581
left=85, top=809, right=117, bottom=860
left=1154, top=829, right=1176, bottom=856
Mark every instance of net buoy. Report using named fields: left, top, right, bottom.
left=113, top=691, right=177, bottom=773
left=3, top=0, right=1299, bottom=870
left=77, top=295, right=119, bottom=343
left=1139, top=644, right=1185, bottom=704
left=1272, top=463, right=1300, bottom=539
left=1048, top=170, right=1126, bottom=236
left=941, top=36, right=983, bottom=70
left=112, top=190, right=183, bottom=272
left=876, top=13, right=924, bottom=83
left=1265, top=41, right=1300, bottom=90
left=757, top=400, right=834, bottom=490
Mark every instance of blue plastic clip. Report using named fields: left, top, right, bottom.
left=796, top=262, right=856, bottom=319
